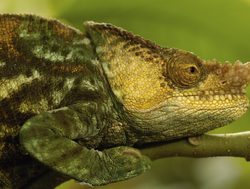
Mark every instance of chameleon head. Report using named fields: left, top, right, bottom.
left=85, top=21, right=250, bottom=140
left=155, top=51, right=250, bottom=138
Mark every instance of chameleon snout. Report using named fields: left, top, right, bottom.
left=205, top=60, right=250, bottom=94
left=223, top=61, right=250, bottom=89
left=216, top=61, right=250, bottom=90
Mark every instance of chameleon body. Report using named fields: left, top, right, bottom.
left=0, top=14, right=249, bottom=188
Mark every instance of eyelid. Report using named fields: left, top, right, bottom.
left=164, top=53, right=207, bottom=89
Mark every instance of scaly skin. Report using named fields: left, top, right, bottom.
left=86, top=21, right=250, bottom=144
left=0, top=14, right=248, bottom=188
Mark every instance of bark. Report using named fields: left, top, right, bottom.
left=140, top=131, right=250, bottom=161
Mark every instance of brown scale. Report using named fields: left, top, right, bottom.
left=51, top=18, right=82, bottom=41
left=51, top=63, right=86, bottom=74
left=104, top=26, right=167, bottom=67
left=0, top=15, right=22, bottom=59
left=86, top=21, right=165, bottom=60
left=205, top=59, right=250, bottom=89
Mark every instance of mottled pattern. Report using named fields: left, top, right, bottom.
left=0, top=14, right=109, bottom=188
left=0, top=14, right=97, bottom=159
left=0, top=15, right=249, bottom=188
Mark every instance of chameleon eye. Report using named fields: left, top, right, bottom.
left=166, top=53, right=206, bottom=88
left=188, top=66, right=197, bottom=74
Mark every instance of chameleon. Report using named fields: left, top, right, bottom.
left=0, top=14, right=249, bottom=188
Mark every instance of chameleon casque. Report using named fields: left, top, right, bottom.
left=0, top=14, right=249, bottom=188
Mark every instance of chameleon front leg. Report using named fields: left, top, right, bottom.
left=19, top=102, right=151, bottom=185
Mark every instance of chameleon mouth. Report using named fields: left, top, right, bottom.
left=170, top=87, right=248, bottom=103
left=165, top=87, right=249, bottom=113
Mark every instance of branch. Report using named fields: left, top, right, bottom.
left=9, top=132, right=250, bottom=189
left=140, top=131, right=250, bottom=161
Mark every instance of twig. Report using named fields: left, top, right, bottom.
left=140, top=131, right=250, bottom=161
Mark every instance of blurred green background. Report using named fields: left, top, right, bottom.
left=1, top=0, right=250, bottom=189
